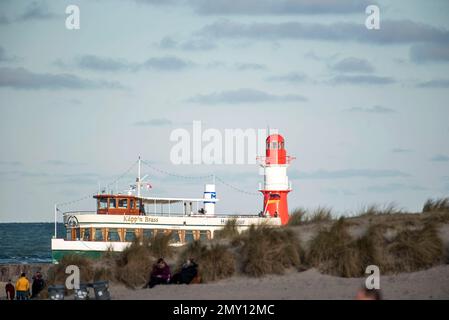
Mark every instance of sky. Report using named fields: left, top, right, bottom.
left=0, top=0, right=449, bottom=222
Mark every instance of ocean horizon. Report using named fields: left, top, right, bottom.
left=0, top=223, right=65, bottom=264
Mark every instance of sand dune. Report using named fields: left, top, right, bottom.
left=108, top=265, right=449, bottom=300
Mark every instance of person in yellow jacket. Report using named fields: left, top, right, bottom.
left=15, top=273, right=30, bottom=300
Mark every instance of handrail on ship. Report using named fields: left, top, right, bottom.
left=62, top=211, right=265, bottom=219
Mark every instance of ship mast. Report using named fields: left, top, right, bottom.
left=137, top=156, right=141, bottom=197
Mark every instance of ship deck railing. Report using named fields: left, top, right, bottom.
left=62, top=211, right=264, bottom=219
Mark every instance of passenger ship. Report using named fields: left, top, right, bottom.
left=51, top=133, right=293, bottom=262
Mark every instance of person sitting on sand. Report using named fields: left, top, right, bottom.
left=5, top=279, right=15, bottom=300
left=171, top=259, right=198, bottom=285
left=15, top=273, right=30, bottom=300
left=356, top=287, right=382, bottom=300
left=31, top=271, right=45, bottom=299
left=145, top=258, right=171, bottom=288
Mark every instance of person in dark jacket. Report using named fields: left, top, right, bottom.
left=31, top=271, right=45, bottom=299
left=144, top=258, right=171, bottom=288
left=171, top=259, right=198, bottom=284
left=5, top=279, right=15, bottom=300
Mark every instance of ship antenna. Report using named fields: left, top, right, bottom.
left=137, top=156, right=141, bottom=197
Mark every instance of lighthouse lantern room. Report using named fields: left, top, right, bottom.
left=258, top=134, right=294, bottom=225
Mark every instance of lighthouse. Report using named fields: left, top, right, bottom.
left=258, top=133, right=294, bottom=225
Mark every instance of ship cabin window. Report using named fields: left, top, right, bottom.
left=130, top=199, right=135, bottom=209
left=143, top=229, right=152, bottom=238
left=109, top=198, right=116, bottom=209
left=95, top=229, right=103, bottom=241
left=118, top=198, right=128, bottom=209
left=99, top=198, right=108, bottom=209
left=108, top=229, right=120, bottom=241
left=125, top=230, right=135, bottom=241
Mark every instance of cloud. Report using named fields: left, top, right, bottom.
left=0, top=46, right=16, bottom=62
left=0, top=67, right=124, bottom=90
left=197, top=19, right=449, bottom=45
left=391, top=148, right=413, bottom=153
left=44, top=160, right=86, bottom=166
left=142, top=56, right=193, bottom=70
left=18, top=1, right=56, bottom=21
left=410, top=43, right=449, bottom=63
left=133, top=118, right=173, bottom=127
left=291, top=169, right=410, bottom=180
left=267, top=72, right=307, bottom=83
left=158, top=36, right=216, bottom=51
left=0, top=160, right=22, bottom=166
left=430, top=154, right=449, bottom=162
left=0, top=14, right=9, bottom=25
left=416, top=79, right=449, bottom=88
left=329, top=57, right=374, bottom=73
left=189, top=0, right=375, bottom=15
left=366, top=183, right=427, bottom=193
left=76, top=55, right=133, bottom=72
left=346, top=105, right=395, bottom=114
left=234, top=63, right=267, bottom=71
left=187, top=88, right=307, bottom=104
left=329, top=75, right=395, bottom=85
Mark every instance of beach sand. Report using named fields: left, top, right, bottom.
left=107, top=265, right=449, bottom=300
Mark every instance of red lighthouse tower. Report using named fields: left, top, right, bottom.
left=258, top=134, right=294, bottom=225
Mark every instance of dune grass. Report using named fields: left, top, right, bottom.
left=288, top=207, right=333, bottom=225
left=237, top=225, right=303, bottom=277
left=387, top=223, right=443, bottom=273
left=214, top=218, right=240, bottom=239
left=423, top=197, right=449, bottom=213
left=47, top=255, right=95, bottom=286
left=114, top=237, right=153, bottom=288
left=356, top=203, right=403, bottom=217
left=178, top=241, right=236, bottom=282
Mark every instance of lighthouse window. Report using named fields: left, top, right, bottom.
left=118, top=199, right=128, bottom=209
left=280, top=142, right=284, bottom=149
left=99, top=198, right=108, bottom=209
left=109, top=198, right=116, bottom=209
left=272, top=142, right=278, bottom=149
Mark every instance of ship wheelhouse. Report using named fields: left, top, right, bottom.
left=94, top=194, right=144, bottom=215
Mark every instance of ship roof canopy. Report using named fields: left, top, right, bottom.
left=139, top=196, right=218, bottom=204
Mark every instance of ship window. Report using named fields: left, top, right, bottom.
left=143, top=229, right=152, bottom=239
left=118, top=199, right=128, bottom=209
left=130, top=199, right=134, bottom=209
left=95, top=229, right=103, bottom=241
left=109, top=198, right=116, bottom=209
left=99, top=198, right=108, bottom=209
left=125, top=230, right=135, bottom=241
left=83, top=229, right=90, bottom=241
left=185, top=231, right=194, bottom=243
left=108, top=229, right=120, bottom=241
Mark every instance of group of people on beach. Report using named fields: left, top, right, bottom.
left=143, top=258, right=199, bottom=289
left=4, top=271, right=45, bottom=300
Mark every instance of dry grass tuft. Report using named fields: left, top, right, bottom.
left=215, top=218, right=240, bottom=239
left=149, top=232, right=173, bottom=258
left=423, top=197, right=449, bottom=213
left=288, top=208, right=307, bottom=226
left=47, top=255, right=94, bottom=286
left=357, top=203, right=403, bottom=217
left=238, top=225, right=303, bottom=277
left=114, top=238, right=153, bottom=288
left=387, top=223, right=444, bottom=272
left=178, top=241, right=235, bottom=282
